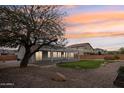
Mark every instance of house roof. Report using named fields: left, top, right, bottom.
left=67, top=43, right=94, bottom=49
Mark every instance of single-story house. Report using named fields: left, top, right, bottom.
left=17, top=45, right=79, bottom=64
left=18, top=43, right=96, bottom=64
left=0, top=43, right=96, bottom=64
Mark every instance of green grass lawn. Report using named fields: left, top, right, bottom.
left=57, top=60, right=105, bottom=69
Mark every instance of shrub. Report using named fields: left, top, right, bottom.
left=118, top=66, right=124, bottom=74
left=104, top=55, right=120, bottom=60
left=113, top=55, right=120, bottom=60
left=104, top=56, right=115, bottom=60
left=113, top=66, right=124, bottom=87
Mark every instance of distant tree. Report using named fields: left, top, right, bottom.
left=119, top=47, right=124, bottom=54
left=98, top=51, right=101, bottom=55
left=107, top=50, right=119, bottom=55
left=0, top=5, right=67, bottom=68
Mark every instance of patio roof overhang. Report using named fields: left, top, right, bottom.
left=39, top=46, right=78, bottom=53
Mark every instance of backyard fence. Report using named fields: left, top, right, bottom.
left=0, top=55, right=17, bottom=61
left=80, top=54, right=124, bottom=60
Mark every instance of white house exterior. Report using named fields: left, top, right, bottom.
left=17, top=43, right=95, bottom=64
left=17, top=45, right=79, bottom=64
left=68, top=43, right=95, bottom=55
left=17, top=46, right=35, bottom=63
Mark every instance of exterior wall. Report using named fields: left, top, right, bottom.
left=42, top=51, right=48, bottom=60
left=17, top=46, right=25, bottom=60
left=34, top=50, right=78, bottom=64
left=71, top=48, right=94, bottom=55
left=18, top=46, right=79, bottom=64
left=78, top=47, right=94, bottom=54
left=29, top=54, right=36, bottom=63
left=17, top=46, right=35, bottom=63
left=68, top=43, right=95, bottom=55
left=41, top=51, right=75, bottom=59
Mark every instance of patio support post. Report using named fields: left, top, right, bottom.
left=42, top=51, right=48, bottom=61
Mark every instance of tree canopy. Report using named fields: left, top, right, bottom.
left=119, top=47, right=124, bottom=54
left=0, top=5, right=67, bottom=67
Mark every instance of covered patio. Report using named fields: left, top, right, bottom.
left=35, top=46, right=79, bottom=64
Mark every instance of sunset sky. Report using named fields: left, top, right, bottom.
left=65, top=5, right=124, bottom=51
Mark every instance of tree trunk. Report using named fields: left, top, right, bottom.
left=20, top=47, right=32, bottom=68
left=20, top=54, right=30, bottom=68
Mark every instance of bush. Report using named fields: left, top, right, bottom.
left=113, top=66, right=124, bottom=87
left=113, top=55, right=120, bottom=60
left=104, top=56, right=115, bottom=60
left=118, top=66, right=124, bottom=74
left=104, top=55, right=120, bottom=60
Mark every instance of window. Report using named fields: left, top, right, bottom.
left=35, top=51, right=42, bottom=61
left=48, top=52, right=51, bottom=58
left=53, top=52, right=57, bottom=58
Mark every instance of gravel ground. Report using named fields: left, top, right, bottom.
left=0, top=62, right=124, bottom=88
left=0, top=61, right=20, bottom=69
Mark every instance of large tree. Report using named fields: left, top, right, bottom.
left=0, top=5, right=67, bottom=68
